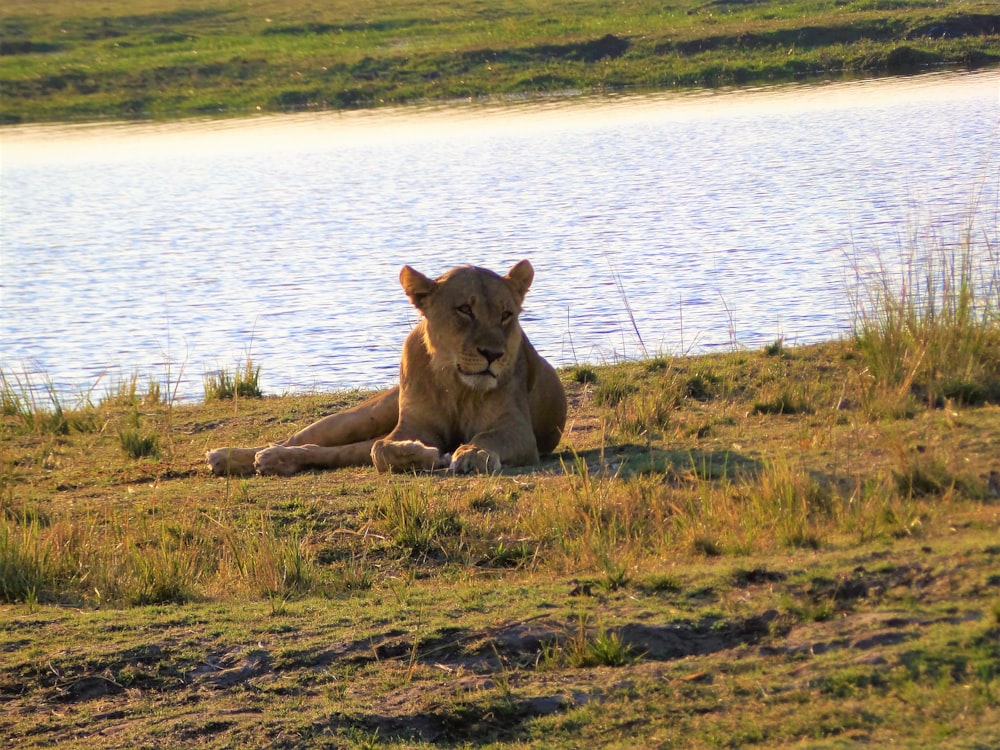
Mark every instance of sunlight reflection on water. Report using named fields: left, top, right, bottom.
left=2, top=70, right=998, bottom=402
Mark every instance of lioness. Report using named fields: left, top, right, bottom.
left=206, top=259, right=566, bottom=476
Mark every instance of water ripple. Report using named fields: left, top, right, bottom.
left=1, top=71, right=998, bottom=402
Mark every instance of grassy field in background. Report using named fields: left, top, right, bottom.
left=1, top=0, right=998, bottom=122
left=3, top=228, right=1000, bottom=747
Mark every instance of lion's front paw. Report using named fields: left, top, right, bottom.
left=206, top=447, right=258, bottom=477
left=449, top=445, right=502, bottom=475
left=372, top=439, right=448, bottom=473
left=254, top=445, right=302, bottom=476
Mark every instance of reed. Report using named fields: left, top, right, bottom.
left=101, top=370, right=164, bottom=408
left=203, top=355, right=263, bottom=401
left=0, top=368, right=79, bottom=435
left=220, top=510, right=316, bottom=603
left=0, top=509, right=48, bottom=604
left=850, top=206, right=1000, bottom=410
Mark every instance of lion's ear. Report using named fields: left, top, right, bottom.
left=400, top=265, right=437, bottom=311
left=504, top=259, right=534, bottom=300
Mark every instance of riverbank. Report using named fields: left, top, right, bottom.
left=3, top=334, right=1000, bottom=747
left=1, top=0, right=998, bottom=123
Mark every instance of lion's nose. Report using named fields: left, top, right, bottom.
left=478, top=348, right=503, bottom=365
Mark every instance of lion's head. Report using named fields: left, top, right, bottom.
left=399, top=260, right=534, bottom=391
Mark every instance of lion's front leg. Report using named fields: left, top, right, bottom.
left=255, top=441, right=380, bottom=475
left=206, top=447, right=263, bottom=477
left=449, top=445, right=502, bottom=475
left=253, top=445, right=306, bottom=476
left=449, top=418, right=539, bottom=474
left=371, top=439, right=450, bottom=473
left=285, top=386, right=399, bottom=448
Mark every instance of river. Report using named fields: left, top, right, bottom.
left=1, top=70, right=998, bottom=404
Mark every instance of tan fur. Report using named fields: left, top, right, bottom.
left=206, top=260, right=566, bottom=476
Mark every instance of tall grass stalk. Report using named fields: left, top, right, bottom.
left=203, top=355, right=263, bottom=401
left=0, top=511, right=48, bottom=603
left=101, top=370, right=164, bottom=408
left=606, top=257, right=648, bottom=358
left=375, top=484, right=464, bottom=560
left=1, top=369, right=72, bottom=434
left=0, top=497, right=325, bottom=605
left=220, top=512, right=314, bottom=601
left=118, top=407, right=160, bottom=459
left=850, top=209, right=999, bottom=407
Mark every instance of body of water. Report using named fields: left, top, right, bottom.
left=1, top=70, right=998, bottom=403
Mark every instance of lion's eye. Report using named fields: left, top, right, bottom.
left=501, top=311, right=513, bottom=324
left=456, top=304, right=474, bottom=319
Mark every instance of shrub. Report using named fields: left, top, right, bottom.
left=204, top=356, right=262, bottom=400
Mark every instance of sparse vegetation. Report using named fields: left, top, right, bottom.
left=118, top=408, right=161, bottom=459
left=0, top=368, right=95, bottom=435
left=3, top=309, right=999, bottom=746
left=558, top=615, right=635, bottom=668
left=203, top=356, right=263, bottom=400
left=102, top=370, right=163, bottom=409
left=850, top=204, right=1000, bottom=412
left=764, top=337, right=786, bottom=356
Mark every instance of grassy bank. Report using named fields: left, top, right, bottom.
left=3, top=235, right=1000, bottom=746
left=1, top=0, right=998, bottom=123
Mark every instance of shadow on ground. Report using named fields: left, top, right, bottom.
left=542, top=444, right=762, bottom=481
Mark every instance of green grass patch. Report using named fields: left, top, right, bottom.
left=850, top=203, right=1000, bottom=411
left=203, top=356, right=263, bottom=400
left=1, top=0, right=998, bottom=123
left=118, top=408, right=161, bottom=459
left=2, top=350, right=999, bottom=745
left=0, top=368, right=97, bottom=435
